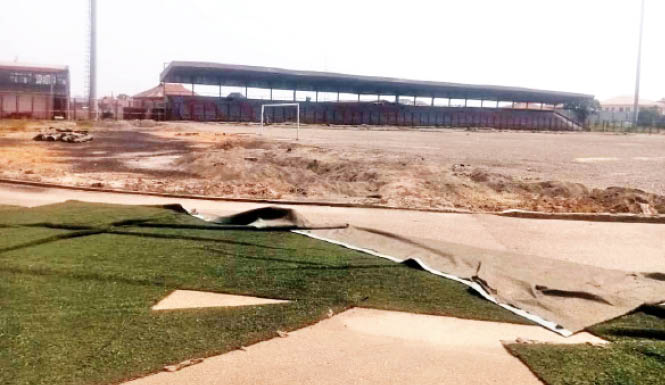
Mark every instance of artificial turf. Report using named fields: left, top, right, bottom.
left=1, top=201, right=524, bottom=385
left=507, top=306, right=665, bottom=385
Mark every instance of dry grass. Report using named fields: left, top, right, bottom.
left=0, top=119, right=36, bottom=132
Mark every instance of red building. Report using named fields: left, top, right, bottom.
left=0, top=62, right=70, bottom=119
left=128, top=83, right=194, bottom=120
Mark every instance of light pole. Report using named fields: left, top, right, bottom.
left=89, top=0, right=97, bottom=120
left=632, top=0, right=645, bottom=130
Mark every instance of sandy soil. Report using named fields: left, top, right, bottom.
left=152, top=290, right=288, bottom=311
left=123, top=308, right=604, bottom=385
left=2, top=120, right=665, bottom=214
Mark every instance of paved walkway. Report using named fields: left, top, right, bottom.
left=123, top=308, right=604, bottom=385
left=1, top=182, right=663, bottom=272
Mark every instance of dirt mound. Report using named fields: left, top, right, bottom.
left=468, top=169, right=664, bottom=214
left=169, top=138, right=665, bottom=214
left=589, top=187, right=665, bottom=214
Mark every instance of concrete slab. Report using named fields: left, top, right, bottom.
left=123, top=308, right=605, bottom=385
left=152, top=290, right=288, bottom=311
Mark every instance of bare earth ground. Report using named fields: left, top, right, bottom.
left=2, top=120, right=665, bottom=214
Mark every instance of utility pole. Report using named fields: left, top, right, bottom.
left=632, top=0, right=645, bottom=130
left=89, top=0, right=98, bottom=120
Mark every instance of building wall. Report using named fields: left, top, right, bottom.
left=166, top=96, right=581, bottom=131
left=0, top=66, right=70, bottom=119
left=0, top=91, right=53, bottom=119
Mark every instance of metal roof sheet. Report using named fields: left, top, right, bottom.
left=160, top=61, right=593, bottom=104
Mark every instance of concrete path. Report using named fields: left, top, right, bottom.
left=1, top=182, right=663, bottom=272
left=152, top=290, right=288, bottom=311
left=123, top=308, right=604, bottom=385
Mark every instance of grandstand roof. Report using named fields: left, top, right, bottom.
left=160, top=61, right=593, bottom=105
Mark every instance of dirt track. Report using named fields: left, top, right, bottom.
left=2, top=120, right=665, bottom=214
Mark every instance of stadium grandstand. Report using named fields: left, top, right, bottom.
left=159, top=61, right=593, bottom=130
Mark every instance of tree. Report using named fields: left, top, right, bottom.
left=638, top=107, right=663, bottom=127
left=563, top=99, right=601, bottom=124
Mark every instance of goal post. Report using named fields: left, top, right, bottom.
left=260, top=103, right=300, bottom=140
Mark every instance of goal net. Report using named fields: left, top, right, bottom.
left=260, top=103, right=301, bottom=140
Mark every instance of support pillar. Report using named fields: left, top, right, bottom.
left=337, top=92, right=340, bottom=102
left=315, top=90, right=318, bottom=102
left=219, top=84, right=222, bottom=98
left=431, top=97, right=434, bottom=107
left=270, top=88, right=273, bottom=100
left=292, top=90, right=296, bottom=101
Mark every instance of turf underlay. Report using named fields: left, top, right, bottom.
left=2, top=201, right=663, bottom=385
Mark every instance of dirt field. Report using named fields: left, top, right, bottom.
left=2, top=119, right=665, bottom=214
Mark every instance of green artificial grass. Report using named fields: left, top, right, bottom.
left=507, top=305, right=665, bottom=385
left=1, top=201, right=525, bottom=385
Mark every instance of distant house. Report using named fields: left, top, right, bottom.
left=0, top=62, right=70, bottom=119
left=128, top=83, right=194, bottom=120
left=590, top=96, right=665, bottom=126
left=98, top=94, right=133, bottom=120
left=601, top=96, right=663, bottom=113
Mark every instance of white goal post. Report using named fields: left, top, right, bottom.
left=260, top=103, right=300, bottom=140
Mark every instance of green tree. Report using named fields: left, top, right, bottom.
left=563, top=99, right=601, bottom=123
left=638, top=106, right=663, bottom=127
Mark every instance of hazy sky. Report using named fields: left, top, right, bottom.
left=1, top=0, right=663, bottom=101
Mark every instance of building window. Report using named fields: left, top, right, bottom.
left=9, top=72, right=31, bottom=84
left=35, top=74, right=53, bottom=85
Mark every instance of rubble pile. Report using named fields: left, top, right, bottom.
left=33, top=128, right=93, bottom=143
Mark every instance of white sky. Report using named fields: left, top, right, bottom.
left=1, top=0, right=663, bottom=101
